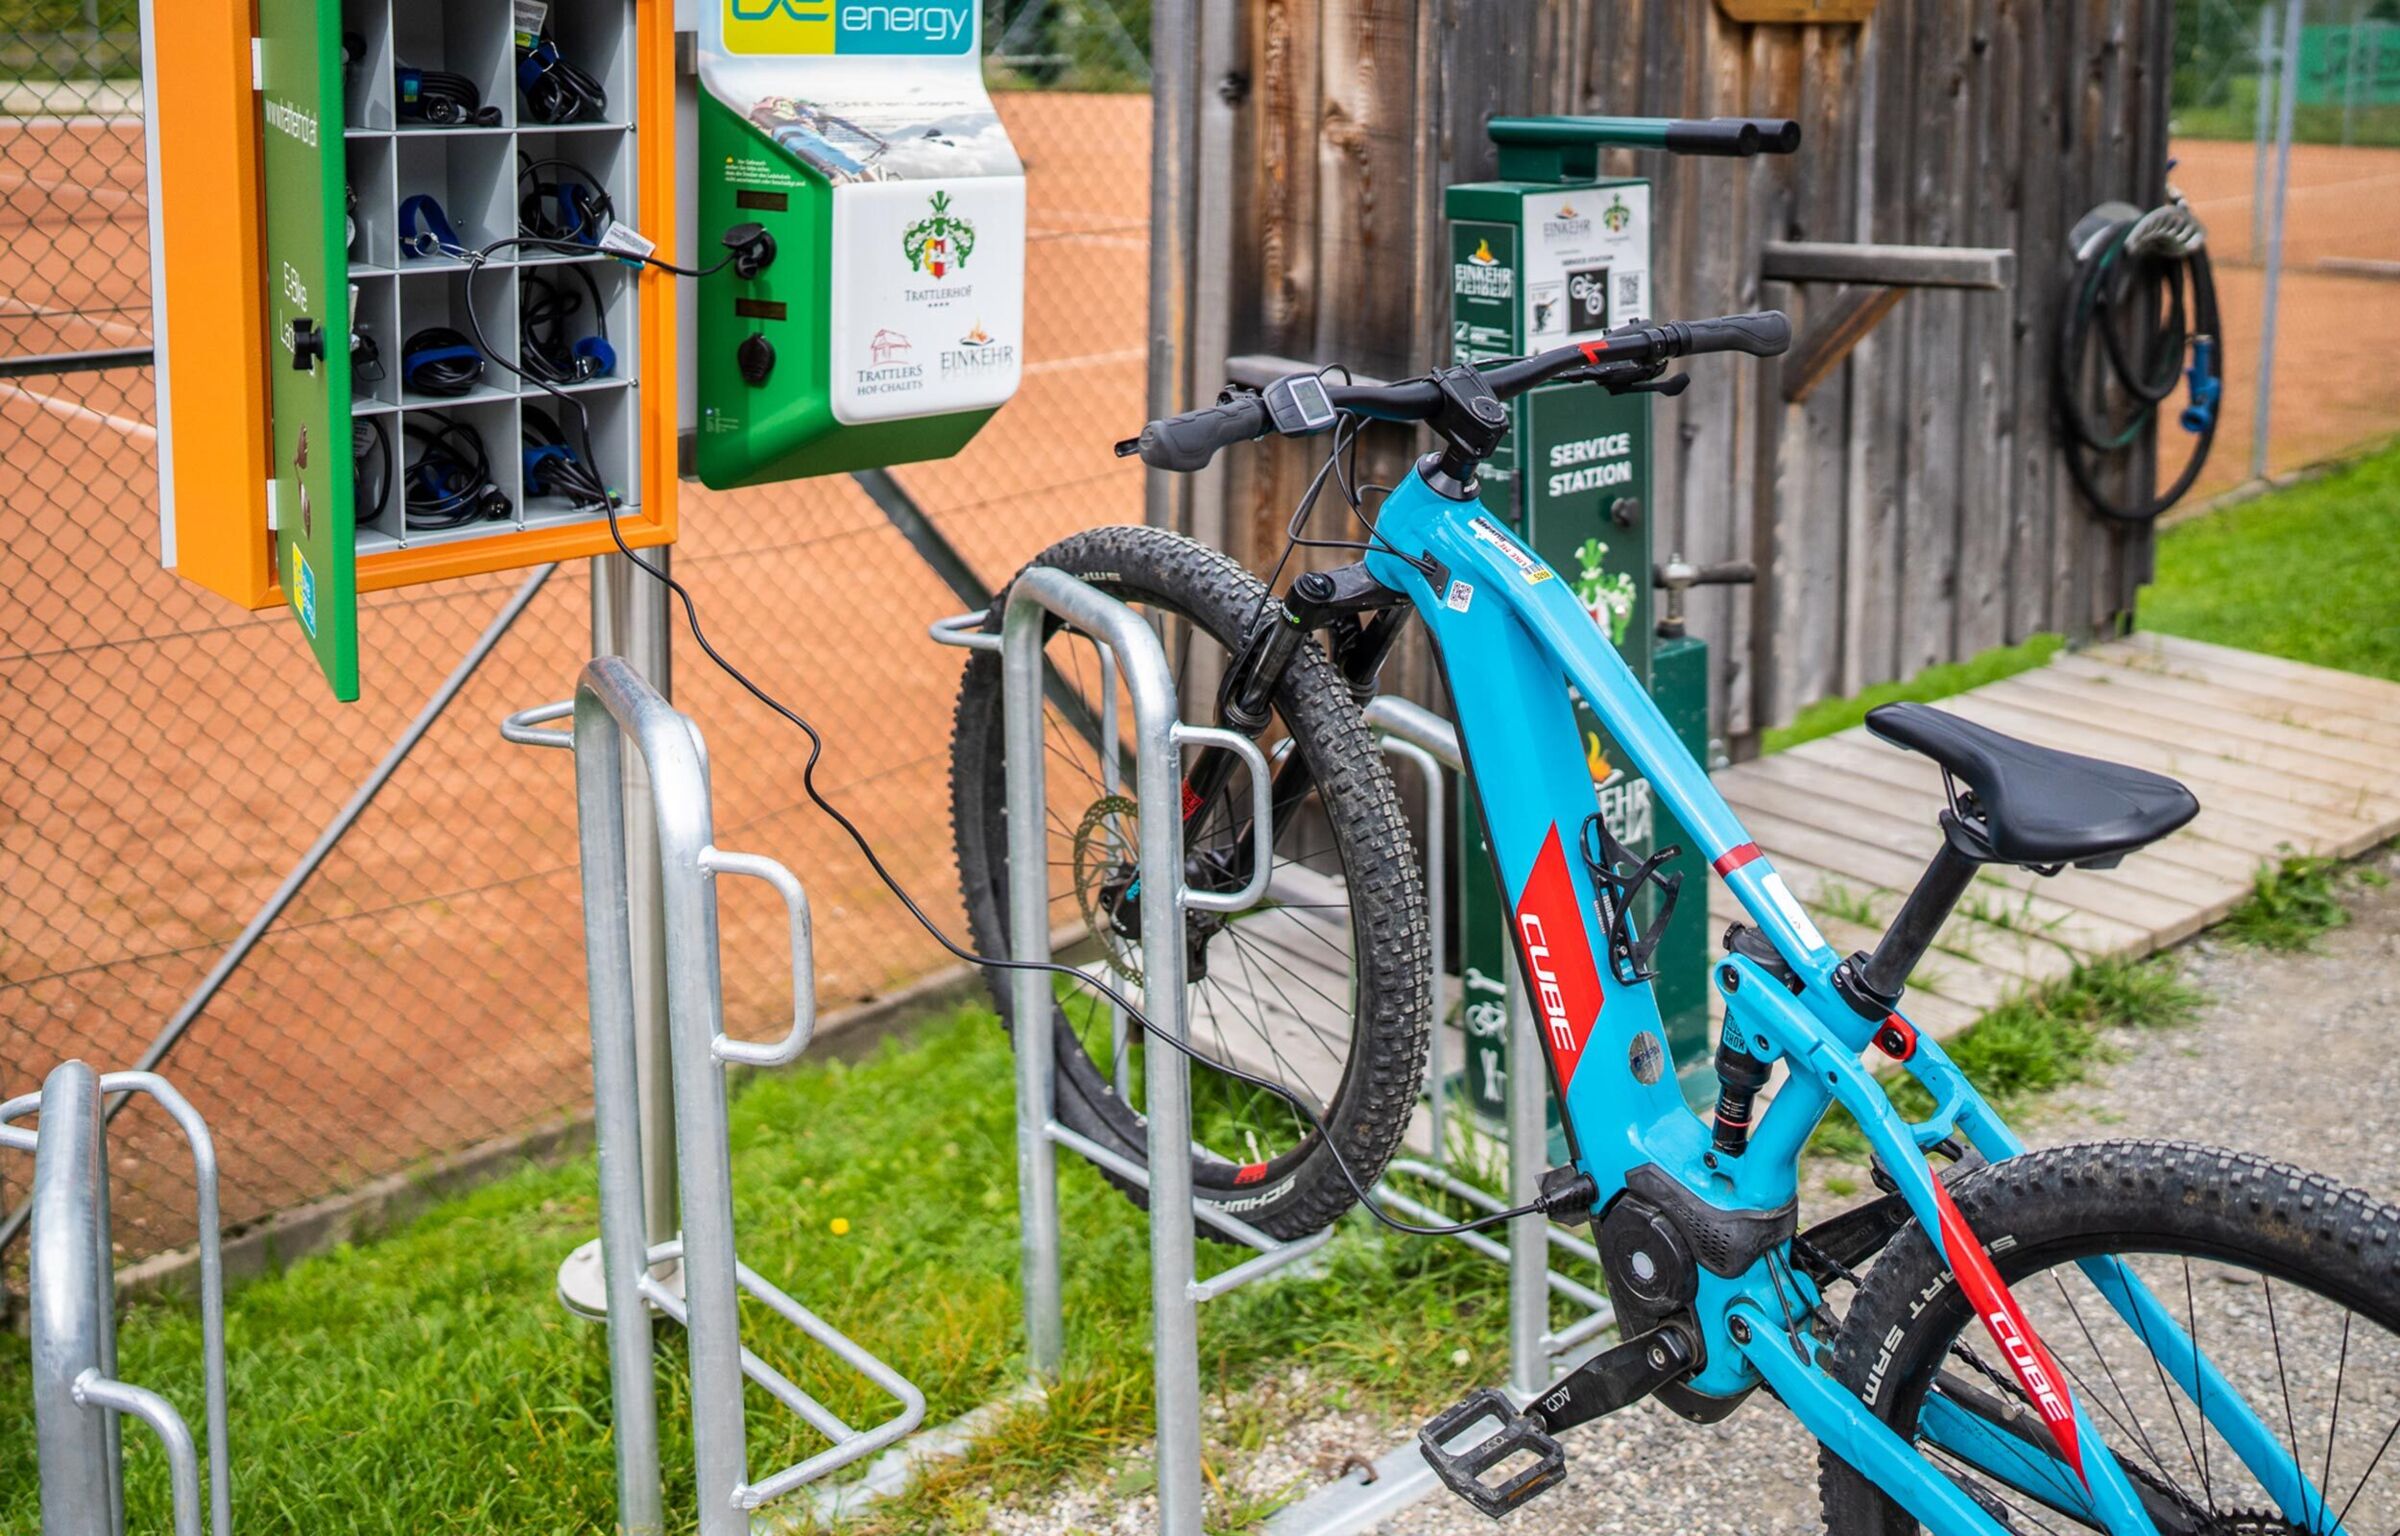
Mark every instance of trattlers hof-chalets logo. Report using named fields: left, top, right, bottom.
left=720, top=0, right=975, bottom=55
left=902, top=191, right=977, bottom=279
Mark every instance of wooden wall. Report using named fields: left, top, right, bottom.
left=1185, top=0, right=2171, bottom=752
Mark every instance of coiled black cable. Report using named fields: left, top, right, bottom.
left=401, top=414, right=511, bottom=531
left=520, top=265, right=612, bottom=384
left=523, top=404, right=612, bottom=509
left=395, top=63, right=501, bottom=128
left=2055, top=200, right=2223, bottom=524
left=519, top=156, right=614, bottom=246
left=401, top=326, right=485, bottom=398
left=517, top=29, right=606, bottom=124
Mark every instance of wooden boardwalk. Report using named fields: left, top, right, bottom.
left=1711, top=632, right=2400, bottom=1040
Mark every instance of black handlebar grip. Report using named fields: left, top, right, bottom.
left=1734, top=118, right=1803, bottom=155
left=1126, top=393, right=1272, bottom=472
left=1674, top=311, right=1792, bottom=359
left=1662, top=118, right=1761, bottom=157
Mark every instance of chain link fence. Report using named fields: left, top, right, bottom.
left=2, top=6, right=1152, bottom=1282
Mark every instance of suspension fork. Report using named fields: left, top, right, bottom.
left=1177, top=564, right=1413, bottom=892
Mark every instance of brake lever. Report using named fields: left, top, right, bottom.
left=1552, top=360, right=1690, bottom=398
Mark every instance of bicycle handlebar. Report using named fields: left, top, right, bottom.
left=1117, top=310, right=1791, bottom=472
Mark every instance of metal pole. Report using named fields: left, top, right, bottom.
left=1132, top=644, right=1204, bottom=1536
left=1003, top=569, right=1206, bottom=1536
left=592, top=552, right=678, bottom=1266
left=1505, top=949, right=1548, bottom=1405
left=26, top=1063, right=116, bottom=1536
left=1002, top=610, right=1065, bottom=1379
left=2342, top=3, right=2366, bottom=146
left=2254, top=0, right=2303, bottom=482
left=2251, top=4, right=2275, bottom=262
left=0, top=564, right=557, bottom=1270
left=1144, top=0, right=1194, bottom=535
left=571, top=688, right=664, bottom=1536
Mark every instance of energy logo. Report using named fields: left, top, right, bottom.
left=724, top=0, right=835, bottom=53
left=723, top=0, right=976, bottom=54
left=902, top=190, right=977, bottom=277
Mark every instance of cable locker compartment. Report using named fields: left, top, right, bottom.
left=145, top=0, right=678, bottom=701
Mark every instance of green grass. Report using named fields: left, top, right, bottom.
left=1811, top=956, right=2204, bottom=1161
left=1762, top=634, right=2065, bottom=755
left=2221, top=850, right=2391, bottom=950
left=0, top=1005, right=1521, bottom=1536
left=2140, top=444, right=2400, bottom=684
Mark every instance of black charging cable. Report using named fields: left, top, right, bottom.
left=522, top=404, right=612, bottom=509
left=396, top=63, right=501, bottom=127
left=520, top=265, right=614, bottom=384
left=517, top=27, right=606, bottom=124
left=401, top=325, right=485, bottom=397
left=519, top=155, right=615, bottom=246
left=401, top=414, right=511, bottom=531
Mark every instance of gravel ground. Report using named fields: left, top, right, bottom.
left=994, top=851, right=2400, bottom=1535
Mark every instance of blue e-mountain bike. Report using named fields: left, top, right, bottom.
left=946, top=312, right=2400, bottom=1533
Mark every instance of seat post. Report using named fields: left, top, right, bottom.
left=1857, top=829, right=1983, bottom=1006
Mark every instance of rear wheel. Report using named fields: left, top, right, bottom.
left=1819, top=1140, right=2400, bottom=1534
left=947, top=526, right=1430, bottom=1240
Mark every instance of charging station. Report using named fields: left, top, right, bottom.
left=1444, top=120, right=1755, bottom=1126
left=142, top=1, right=1022, bottom=700
left=692, top=3, right=1024, bottom=487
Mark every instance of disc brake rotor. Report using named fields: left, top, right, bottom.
left=1072, top=794, right=1143, bottom=986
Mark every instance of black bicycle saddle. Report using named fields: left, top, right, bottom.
left=1865, top=701, right=2198, bottom=869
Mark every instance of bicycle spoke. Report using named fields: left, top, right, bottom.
left=2048, top=1269, right=2176, bottom=1494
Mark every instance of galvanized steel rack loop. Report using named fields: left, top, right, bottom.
left=935, top=567, right=1328, bottom=1536
left=522, top=656, right=926, bottom=1535
left=2, top=1062, right=229, bottom=1536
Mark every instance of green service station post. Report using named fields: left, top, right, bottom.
left=1446, top=119, right=1756, bottom=1141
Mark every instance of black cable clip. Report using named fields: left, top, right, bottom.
left=1578, top=812, right=1682, bottom=985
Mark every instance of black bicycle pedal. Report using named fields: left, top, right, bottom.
left=1417, top=1388, right=1567, bottom=1518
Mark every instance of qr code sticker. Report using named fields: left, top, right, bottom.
left=1617, top=272, right=1642, bottom=314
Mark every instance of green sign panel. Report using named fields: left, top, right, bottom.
left=1442, top=177, right=1714, bottom=1138
left=2299, top=23, right=2400, bottom=107
left=260, top=0, right=359, bottom=700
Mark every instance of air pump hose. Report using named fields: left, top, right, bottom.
left=2053, top=198, right=2223, bottom=524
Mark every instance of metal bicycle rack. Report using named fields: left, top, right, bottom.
left=934, top=567, right=1336, bottom=1536
left=503, top=656, right=925, bottom=1535
left=2, top=1062, right=229, bottom=1536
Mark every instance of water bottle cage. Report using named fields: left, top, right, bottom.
left=1578, top=812, right=1683, bottom=985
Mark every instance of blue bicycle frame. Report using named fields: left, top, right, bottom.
left=1358, top=461, right=2345, bottom=1536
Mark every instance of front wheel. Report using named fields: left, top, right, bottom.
left=947, top=526, right=1431, bottom=1241
left=1820, top=1140, right=2400, bottom=1534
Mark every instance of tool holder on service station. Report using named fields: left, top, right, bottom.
left=3, top=1062, right=230, bottom=1536
left=932, top=566, right=1336, bottom=1536
left=1361, top=697, right=1617, bottom=1403
left=501, top=658, right=924, bottom=1535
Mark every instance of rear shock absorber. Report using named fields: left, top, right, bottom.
left=1710, top=1038, right=1771, bottom=1157
left=1711, top=924, right=1798, bottom=1157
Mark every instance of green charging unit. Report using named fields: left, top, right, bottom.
left=692, top=3, right=1024, bottom=489
left=1443, top=131, right=1719, bottom=1143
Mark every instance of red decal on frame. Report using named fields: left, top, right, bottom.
left=1513, top=826, right=1607, bottom=1091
